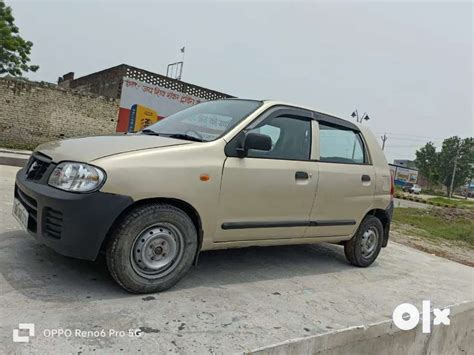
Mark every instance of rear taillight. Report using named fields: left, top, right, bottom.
left=390, top=174, right=395, bottom=198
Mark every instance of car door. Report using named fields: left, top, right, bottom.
left=305, top=120, right=375, bottom=238
left=214, top=107, right=319, bottom=242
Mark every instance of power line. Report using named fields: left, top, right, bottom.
left=386, top=143, right=428, bottom=147
left=375, top=132, right=444, bottom=140
left=385, top=146, right=422, bottom=149
left=386, top=137, right=443, bottom=143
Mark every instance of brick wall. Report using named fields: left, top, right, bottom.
left=0, top=78, right=119, bottom=150
left=62, top=64, right=233, bottom=101
left=67, top=65, right=126, bottom=99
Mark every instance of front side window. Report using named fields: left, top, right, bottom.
left=143, top=99, right=262, bottom=142
left=247, top=115, right=311, bottom=160
left=319, top=123, right=365, bottom=164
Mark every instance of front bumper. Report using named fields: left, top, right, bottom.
left=15, top=168, right=133, bottom=260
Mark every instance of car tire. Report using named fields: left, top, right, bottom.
left=106, top=203, right=198, bottom=293
left=344, top=215, right=383, bottom=267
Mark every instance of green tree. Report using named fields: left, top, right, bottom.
left=438, top=136, right=474, bottom=193
left=0, top=0, right=38, bottom=76
left=415, top=142, right=439, bottom=189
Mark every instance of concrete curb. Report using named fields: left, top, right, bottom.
left=0, top=148, right=31, bottom=167
left=247, top=301, right=474, bottom=355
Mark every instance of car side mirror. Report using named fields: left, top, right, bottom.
left=236, top=132, right=272, bottom=157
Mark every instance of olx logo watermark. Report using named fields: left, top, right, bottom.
left=13, top=323, right=35, bottom=343
left=392, top=301, right=450, bottom=333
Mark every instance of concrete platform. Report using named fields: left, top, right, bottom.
left=0, top=148, right=31, bottom=167
left=0, top=165, right=472, bottom=354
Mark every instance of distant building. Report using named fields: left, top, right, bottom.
left=393, top=159, right=417, bottom=170
left=58, top=64, right=233, bottom=133
left=389, top=163, right=419, bottom=186
left=58, top=64, right=232, bottom=101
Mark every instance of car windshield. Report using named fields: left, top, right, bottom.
left=142, top=99, right=262, bottom=142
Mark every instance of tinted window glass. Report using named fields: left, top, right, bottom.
left=319, top=123, right=365, bottom=164
left=247, top=115, right=311, bottom=160
left=144, top=99, right=262, bottom=141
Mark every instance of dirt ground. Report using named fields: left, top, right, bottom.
left=391, top=227, right=474, bottom=267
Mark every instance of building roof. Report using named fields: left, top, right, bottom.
left=59, top=64, right=234, bottom=101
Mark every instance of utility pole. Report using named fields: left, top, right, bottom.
left=166, top=46, right=185, bottom=80
left=179, top=46, right=185, bottom=80
left=449, top=144, right=461, bottom=198
left=381, top=133, right=388, bottom=150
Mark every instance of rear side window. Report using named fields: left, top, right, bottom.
left=319, top=123, right=366, bottom=164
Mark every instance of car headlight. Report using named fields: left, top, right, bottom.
left=48, top=162, right=106, bottom=192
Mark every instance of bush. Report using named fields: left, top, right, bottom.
left=423, top=189, right=446, bottom=197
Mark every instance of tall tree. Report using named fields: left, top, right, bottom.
left=438, top=136, right=474, bottom=192
left=0, top=0, right=39, bottom=76
left=415, top=142, right=439, bottom=189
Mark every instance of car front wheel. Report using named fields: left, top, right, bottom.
left=344, top=215, right=383, bottom=267
left=106, top=203, right=198, bottom=293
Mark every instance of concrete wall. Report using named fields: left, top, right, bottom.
left=0, top=78, right=119, bottom=150
left=249, top=301, right=473, bottom=355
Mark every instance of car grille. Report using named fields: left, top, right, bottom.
left=26, top=154, right=51, bottom=181
left=15, top=186, right=38, bottom=233
left=43, top=207, right=63, bottom=239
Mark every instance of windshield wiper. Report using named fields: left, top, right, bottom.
left=162, top=133, right=204, bottom=142
left=141, top=129, right=161, bottom=136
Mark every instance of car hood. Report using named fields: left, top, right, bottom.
left=35, top=134, right=193, bottom=163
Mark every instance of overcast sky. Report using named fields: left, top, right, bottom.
left=9, top=0, right=473, bottom=163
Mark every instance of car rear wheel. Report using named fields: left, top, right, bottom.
left=344, top=215, right=383, bottom=267
left=106, top=203, right=197, bottom=293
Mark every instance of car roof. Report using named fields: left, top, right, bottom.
left=218, top=98, right=361, bottom=132
left=220, top=98, right=358, bottom=126
left=262, top=100, right=360, bottom=131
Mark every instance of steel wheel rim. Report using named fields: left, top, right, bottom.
left=130, top=224, right=184, bottom=279
left=360, top=227, right=378, bottom=259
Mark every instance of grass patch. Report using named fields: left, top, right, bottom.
left=427, top=197, right=474, bottom=209
left=421, top=189, right=446, bottom=197
left=392, top=207, right=474, bottom=247
left=0, top=141, right=37, bottom=151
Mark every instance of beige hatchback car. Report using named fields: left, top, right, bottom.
left=14, top=99, right=394, bottom=293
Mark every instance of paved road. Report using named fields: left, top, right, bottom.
left=1, top=166, right=472, bottom=353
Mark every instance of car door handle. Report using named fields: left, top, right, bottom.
left=361, top=174, right=371, bottom=182
left=295, top=171, right=309, bottom=180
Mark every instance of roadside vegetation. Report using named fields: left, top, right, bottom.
left=392, top=207, right=474, bottom=247
left=415, top=137, right=473, bottom=196
left=1, top=0, right=39, bottom=76
left=426, top=197, right=474, bottom=209
left=394, top=191, right=474, bottom=209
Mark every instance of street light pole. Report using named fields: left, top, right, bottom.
left=351, top=110, right=370, bottom=124
left=350, top=109, right=371, bottom=159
